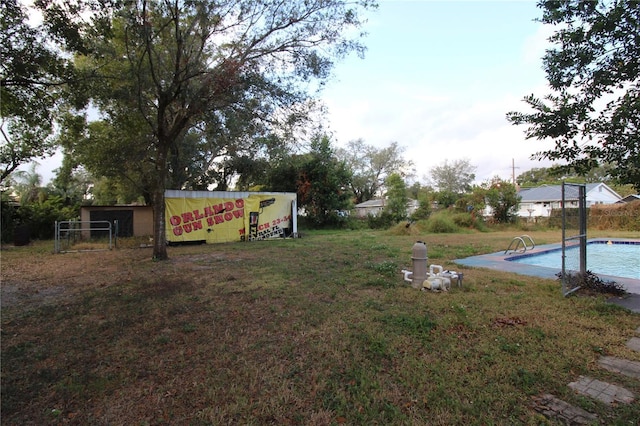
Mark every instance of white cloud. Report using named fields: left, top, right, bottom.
left=521, top=23, right=557, bottom=66
left=323, top=79, right=560, bottom=187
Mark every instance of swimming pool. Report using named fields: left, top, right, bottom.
left=509, top=241, right=640, bottom=280
left=454, top=238, right=640, bottom=294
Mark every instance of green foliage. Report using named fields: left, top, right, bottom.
left=423, top=212, right=460, bottom=233
left=455, top=188, right=487, bottom=214
left=366, top=211, right=396, bottom=229
left=377, top=313, right=437, bottom=337
left=508, top=1, right=640, bottom=191
left=434, top=190, right=459, bottom=208
left=365, top=260, right=399, bottom=277
left=2, top=166, right=81, bottom=242
left=13, top=196, right=79, bottom=241
left=384, top=173, right=408, bottom=223
left=0, top=0, right=70, bottom=182
left=336, top=140, right=414, bottom=204
left=1, top=197, right=18, bottom=243
left=451, top=212, right=474, bottom=228
left=297, top=135, right=352, bottom=228
left=429, top=158, right=476, bottom=194
left=410, top=197, right=431, bottom=221
left=516, top=164, right=618, bottom=187
left=483, top=177, right=520, bottom=224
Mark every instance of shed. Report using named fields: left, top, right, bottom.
left=80, top=205, right=154, bottom=238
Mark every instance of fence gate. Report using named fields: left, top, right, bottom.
left=561, top=183, right=587, bottom=296
left=54, top=220, right=117, bottom=253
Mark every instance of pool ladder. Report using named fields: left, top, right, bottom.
left=504, top=235, right=535, bottom=255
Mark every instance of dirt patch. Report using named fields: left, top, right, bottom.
left=1, top=245, right=150, bottom=309
left=1, top=282, right=68, bottom=309
left=0, top=244, right=257, bottom=310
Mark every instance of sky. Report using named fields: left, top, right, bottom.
left=30, top=0, right=559, bottom=187
left=321, top=0, right=559, bottom=186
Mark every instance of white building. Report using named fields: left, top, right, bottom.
left=516, top=183, right=622, bottom=218
left=353, top=198, right=420, bottom=218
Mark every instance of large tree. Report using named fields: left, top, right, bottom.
left=262, top=134, right=352, bottom=226
left=53, top=0, right=375, bottom=260
left=428, top=158, right=476, bottom=194
left=0, top=0, right=71, bottom=182
left=507, top=0, right=640, bottom=191
left=1, top=0, right=113, bottom=183
left=336, top=139, right=414, bottom=204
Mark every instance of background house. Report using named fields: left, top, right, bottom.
left=617, top=194, right=640, bottom=204
left=516, top=183, right=622, bottom=218
left=354, top=199, right=419, bottom=218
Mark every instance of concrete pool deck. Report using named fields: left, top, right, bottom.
left=454, top=238, right=640, bottom=312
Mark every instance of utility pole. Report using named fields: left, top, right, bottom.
left=511, top=158, right=519, bottom=187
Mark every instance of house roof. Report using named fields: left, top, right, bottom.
left=354, top=198, right=419, bottom=208
left=355, top=199, right=386, bottom=208
left=518, top=185, right=571, bottom=202
left=518, top=183, right=620, bottom=202
left=617, top=194, right=640, bottom=203
left=518, top=183, right=620, bottom=203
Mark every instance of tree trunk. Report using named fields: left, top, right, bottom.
left=152, top=144, right=169, bottom=260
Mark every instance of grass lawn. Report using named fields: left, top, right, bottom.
left=2, top=228, right=639, bottom=425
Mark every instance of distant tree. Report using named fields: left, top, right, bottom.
left=407, top=181, right=433, bottom=220
left=336, top=139, right=414, bottom=204
left=458, top=186, right=488, bottom=214
left=11, top=164, right=46, bottom=205
left=297, top=134, right=352, bottom=227
left=48, top=157, right=92, bottom=206
left=384, top=173, right=408, bottom=222
left=407, top=181, right=433, bottom=200
left=428, top=158, right=476, bottom=194
left=410, top=197, right=432, bottom=221
left=612, top=184, right=637, bottom=198
left=434, top=190, right=459, bottom=209
left=516, top=166, right=564, bottom=187
left=507, top=0, right=640, bottom=191
left=517, top=163, right=619, bottom=187
left=483, top=177, right=520, bottom=223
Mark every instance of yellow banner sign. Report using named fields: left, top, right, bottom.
left=165, top=194, right=295, bottom=244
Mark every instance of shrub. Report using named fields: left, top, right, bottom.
left=444, top=211, right=488, bottom=232
left=589, top=201, right=640, bottom=231
left=1, top=199, right=17, bottom=243
left=367, top=212, right=396, bottom=229
left=14, top=196, right=79, bottom=241
left=452, top=212, right=473, bottom=228
left=424, top=213, right=460, bottom=233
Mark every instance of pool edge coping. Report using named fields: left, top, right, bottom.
left=453, top=238, right=640, bottom=295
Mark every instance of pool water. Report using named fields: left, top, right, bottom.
left=509, top=242, right=640, bottom=280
